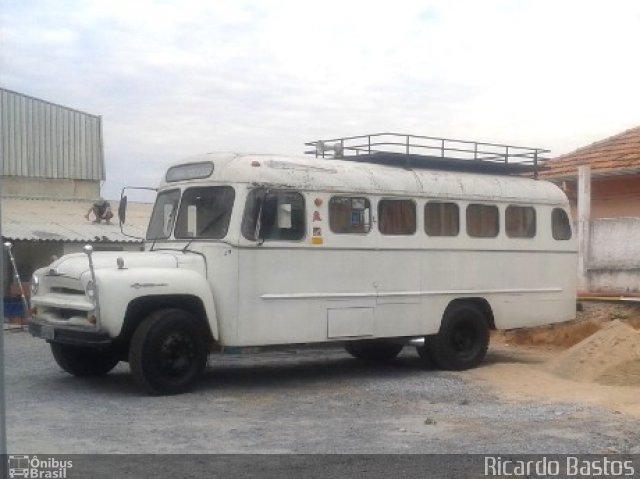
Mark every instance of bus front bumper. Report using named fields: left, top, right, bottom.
left=29, top=319, right=112, bottom=347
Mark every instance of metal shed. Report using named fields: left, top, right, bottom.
left=0, top=88, right=105, bottom=200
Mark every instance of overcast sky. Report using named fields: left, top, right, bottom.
left=2, top=0, right=640, bottom=199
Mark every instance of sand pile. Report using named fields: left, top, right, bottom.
left=547, top=320, right=640, bottom=386
left=497, top=303, right=640, bottom=349
left=499, top=319, right=602, bottom=348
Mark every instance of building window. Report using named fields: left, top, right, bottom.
left=378, top=199, right=416, bottom=235
left=552, top=208, right=572, bottom=240
left=425, top=202, right=459, bottom=236
left=329, top=197, right=371, bottom=234
left=242, top=189, right=305, bottom=241
left=466, top=204, right=499, bottom=238
left=505, top=205, right=536, bottom=238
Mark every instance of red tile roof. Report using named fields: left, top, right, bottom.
left=540, top=126, right=640, bottom=178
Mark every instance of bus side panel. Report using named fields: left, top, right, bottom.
left=374, top=247, right=439, bottom=337
left=416, top=249, right=577, bottom=330
left=235, top=247, right=422, bottom=346
left=234, top=246, right=576, bottom=346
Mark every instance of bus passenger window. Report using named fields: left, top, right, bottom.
left=242, top=190, right=305, bottom=241
left=425, top=202, right=459, bottom=236
left=329, top=197, right=371, bottom=234
left=506, top=206, right=536, bottom=238
left=378, top=199, right=416, bottom=235
left=466, top=204, right=499, bottom=238
left=552, top=208, right=572, bottom=240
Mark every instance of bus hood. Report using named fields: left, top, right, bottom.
left=42, top=250, right=203, bottom=279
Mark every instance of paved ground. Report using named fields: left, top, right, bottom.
left=5, top=330, right=640, bottom=455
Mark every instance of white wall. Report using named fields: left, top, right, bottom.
left=587, top=217, right=640, bottom=293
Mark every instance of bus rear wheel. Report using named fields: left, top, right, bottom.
left=422, top=303, right=489, bottom=370
left=129, top=308, right=209, bottom=395
left=51, top=343, right=120, bottom=377
left=345, top=340, right=403, bottom=361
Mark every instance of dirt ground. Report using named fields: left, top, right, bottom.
left=5, top=301, right=640, bottom=457
left=472, top=302, right=640, bottom=418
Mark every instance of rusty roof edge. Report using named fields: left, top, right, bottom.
left=540, top=166, right=640, bottom=181
left=550, top=126, right=640, bottom=162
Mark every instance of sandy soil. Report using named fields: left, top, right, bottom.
left=472, top=302, right=640, bottom=418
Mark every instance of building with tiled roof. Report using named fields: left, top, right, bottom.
left=540, top=126, right=640, bottom=219
left=542, top=126, right=640, bottom=295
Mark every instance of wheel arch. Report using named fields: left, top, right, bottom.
left=443, top=297, right=496, bottom=330
left=118, top=295, right=216, bottom=346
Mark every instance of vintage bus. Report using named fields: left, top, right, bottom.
left=28, top=134, right=577, bottom=394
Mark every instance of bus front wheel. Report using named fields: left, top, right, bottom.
left=129, top=308, right=209, bottom=395
left=51, top=343, right=120, bottom=377
left=421, top=303, right=489, bottom=370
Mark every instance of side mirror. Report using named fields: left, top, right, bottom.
left=277, top=203, right=292, bottom=229
left=118, top=196, right=128, bottom=225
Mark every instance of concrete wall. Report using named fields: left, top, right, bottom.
left=560, top=175, right=640, bottom=220
left=591, top=176, right=640, bottom=219
left=587, top=217, right=640, bottom=293
left=0, top=177, right=100, bottom=200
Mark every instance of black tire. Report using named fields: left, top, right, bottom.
left=129, top=308, right=209, bottom=395
left=416, top=343, right=437, bottom=368
left=51, top=343, right=120, bottom=377
left=344, top=340, right=403, bottom=361
left=425, top=303, right=490, bottom=370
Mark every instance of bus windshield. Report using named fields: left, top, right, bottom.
left=174, top=186, right=235, bottom=239
left=147, top=186, right=235, bottom=241
left=146, top=189, right=180, bottom=240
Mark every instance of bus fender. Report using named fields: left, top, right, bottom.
left=92, top=267, right=219, bottom=341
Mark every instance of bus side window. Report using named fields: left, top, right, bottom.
left=242, top=189, right=306, bottom=241
left=425, top=201, right=459, bottom=236
left=505, top=205, right=536, bottom=238
left=329, top=197, right=371, bottom=234
left=552, top=208, right=572, bottom=240
left=466, top=204, right=499, bottom=238
left=378, top=199, right=416, bottom=235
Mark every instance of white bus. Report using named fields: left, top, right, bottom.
left=28, top=134, right=577, bottom=394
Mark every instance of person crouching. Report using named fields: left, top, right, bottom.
left=85, top=197, right=114, bottom=224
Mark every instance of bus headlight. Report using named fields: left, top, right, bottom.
left=31, top=274, right=39, bottom=296
left=86, top=280, right=97, bottom=301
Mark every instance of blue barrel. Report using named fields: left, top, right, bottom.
left=3, top=298, right=26, bottom=318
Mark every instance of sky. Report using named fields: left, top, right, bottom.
left=2, top=0, right=640, bottom=199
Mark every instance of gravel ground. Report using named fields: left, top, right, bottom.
left=5, top=330, right=640, bottom=455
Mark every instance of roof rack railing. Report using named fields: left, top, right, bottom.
left=304, top=133, right=550, bottom=177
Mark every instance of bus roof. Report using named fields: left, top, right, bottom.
left=160, top=152, right=569, bottom=205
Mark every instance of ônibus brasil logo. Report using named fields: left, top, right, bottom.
left=8, top=455, right=73, bottom=479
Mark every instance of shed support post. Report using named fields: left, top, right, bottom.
left=577, top=165, right=591, bottom=292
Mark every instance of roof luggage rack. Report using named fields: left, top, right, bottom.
left=305, top=133, right=549, bottom=177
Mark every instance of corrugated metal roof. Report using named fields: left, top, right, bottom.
left=541, top=126, right=640, bottom=179
left=1, top=197, right=152, bottom=243
left=0, top=88, right=105, bottom=181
